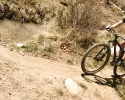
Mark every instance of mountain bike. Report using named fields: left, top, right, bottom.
left=81, top=29, right=125, bottom=78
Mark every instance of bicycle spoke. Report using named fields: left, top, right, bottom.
left=81, top=43, right=111, bottom=74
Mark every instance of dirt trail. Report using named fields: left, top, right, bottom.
left=0, top=44, right=84, bottom=100
left=0, top=44, right=121, bottom=100
left=0, top=45, right=82, bottom=77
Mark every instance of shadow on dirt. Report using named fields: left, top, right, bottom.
left=81, top=73, right=125, bottom=97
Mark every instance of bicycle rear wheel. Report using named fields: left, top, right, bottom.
left=81, top=43, right=111, bottom=75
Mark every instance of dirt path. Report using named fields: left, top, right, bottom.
left=0, top=45, right=82, bottom=77
left=0, top=44, right=122, bottom=100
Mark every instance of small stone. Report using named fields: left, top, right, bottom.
left=17, top=43, right=25, bottom=48
left=10, top=47, right=13, bottom=51
left=20, top=51, right=25, bottom=56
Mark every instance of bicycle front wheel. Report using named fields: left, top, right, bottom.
left=81, top=43, right=111, bottom=75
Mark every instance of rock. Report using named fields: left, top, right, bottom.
left=10, top=47, right=13, bottom=51
left=17, top=43, right=25, bottom=48
left=65, top=78, right=80, bottom=95
left=20, top=51, right=25, bottom=56
left=2, top=42, right=6, bottom=46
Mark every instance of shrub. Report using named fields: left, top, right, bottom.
left=57, top=0, right=103, bottom=48
left=57, top=0, right=103, bottom=33
left=37, top=35, right=44, bottom=45
left=25, top=43, right=38, bottom=52
left=43, top=45, right=53, bottom=53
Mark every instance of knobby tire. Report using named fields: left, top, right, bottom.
left=81, top=43, right=111, bottom=75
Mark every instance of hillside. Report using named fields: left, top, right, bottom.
left=0, top=0, right=125, bottom=100
left=0, top=42, right=122, bottom=100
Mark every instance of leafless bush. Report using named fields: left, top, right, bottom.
left=57, top=0, right=103, bottom=48
left=57, top=0, right=103, bottom=32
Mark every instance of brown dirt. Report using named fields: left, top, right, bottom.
left=0, top=38, right=122, bottom=100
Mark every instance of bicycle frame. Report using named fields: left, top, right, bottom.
left=107, top=30, right=125, bottom=77
left=94, top=47, right=108, bottom=61
left=108, top=30, right=125, bottom=64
